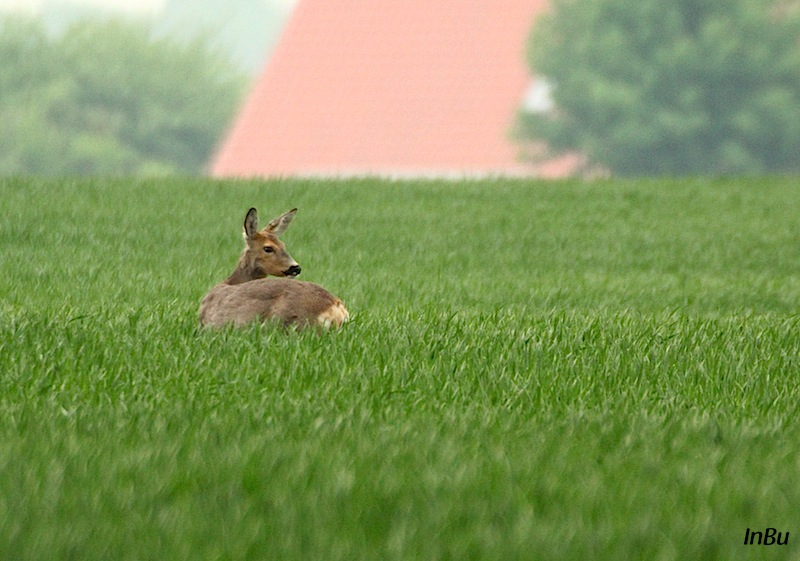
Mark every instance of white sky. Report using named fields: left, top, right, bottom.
left=0, top=0, right=298, bottom=16
left=0, top=0, right=43, bottom=12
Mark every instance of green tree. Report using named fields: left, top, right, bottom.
left=518, top=0, right=800, bottom=175
left=0, top=17, right=246, bottom=175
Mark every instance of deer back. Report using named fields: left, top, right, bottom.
left=200, top=278, right=348, bottom=328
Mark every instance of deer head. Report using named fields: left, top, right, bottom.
left=232, top=207, right=301, bottom=283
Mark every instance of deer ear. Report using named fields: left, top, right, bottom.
left=265, top=208, right=297, bottom=235
left=244, top=208, right=259, bottom=239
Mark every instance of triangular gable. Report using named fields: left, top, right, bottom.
left=211, top=0, right=562, bottom=177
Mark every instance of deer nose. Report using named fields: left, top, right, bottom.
left=284, top=265, right=301, bottom=277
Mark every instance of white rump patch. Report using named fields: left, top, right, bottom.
left=317, top=301, right=350, bottom=328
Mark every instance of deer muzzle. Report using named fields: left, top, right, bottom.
left=284, top=265, right=302, bottom=277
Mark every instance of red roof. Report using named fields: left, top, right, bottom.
left=211, top=0, right=568, bottom=177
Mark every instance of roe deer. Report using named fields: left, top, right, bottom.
left=199, top=207, right=349, bottom=329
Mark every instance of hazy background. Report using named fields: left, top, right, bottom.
left=0, top=0, right=297, bottom=73
left=0, top=0, right=299, bottom=175
left=3, top=0, right=800, bottom=177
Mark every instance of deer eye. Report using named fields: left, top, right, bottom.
left=263, top=246, right=275, bottom=254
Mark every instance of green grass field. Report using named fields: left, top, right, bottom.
left=1, top=176, right=799, bottom=560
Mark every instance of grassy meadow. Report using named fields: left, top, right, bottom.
left=1, top=176, right=800, bottom=560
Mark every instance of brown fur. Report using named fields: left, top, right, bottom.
left=199, top=208, right=349, bottom=329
